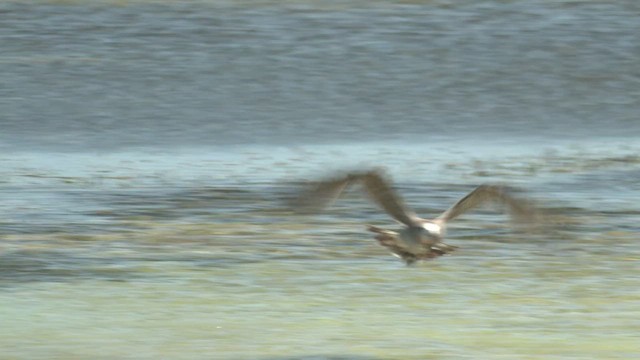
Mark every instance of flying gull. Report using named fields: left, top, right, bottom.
left=294, top=169, right=538, bottom=264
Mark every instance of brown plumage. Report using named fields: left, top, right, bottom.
left=294, top=169, right=538, bottom=264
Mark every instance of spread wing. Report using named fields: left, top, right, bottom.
left=436, top=185, right=538, bottom=225
left=292, top=169, right=423, bottom=227
left=292, top=175, right=353, bottom=212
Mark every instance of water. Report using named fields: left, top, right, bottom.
left=1, top=1, right=639, bottom=359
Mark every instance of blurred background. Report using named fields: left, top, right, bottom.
left=1, top=1, right=639, bottom=359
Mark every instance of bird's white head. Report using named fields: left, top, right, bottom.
left=421, top=222, right=442, bottom=237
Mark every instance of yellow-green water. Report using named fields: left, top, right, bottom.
left=1, top=234, right=638, bottom=359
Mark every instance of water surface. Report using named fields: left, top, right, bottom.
left=1, top=1, right=639, bottom=359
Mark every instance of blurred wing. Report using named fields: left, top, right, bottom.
left=357, top=170, right=423, bottom=227
left=293, top=169, right=423, bottom=227
left=436, top=185, right=537, bottom=224
left=291, top=175, right=353, bottom=213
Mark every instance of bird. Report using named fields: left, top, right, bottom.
left=293, top=168, right=538, bottom=264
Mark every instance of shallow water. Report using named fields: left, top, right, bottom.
left=2, top=0, right=640, bottom=359
left=2, top=143, right=639, bottom=359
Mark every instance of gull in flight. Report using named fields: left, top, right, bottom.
left=294, top=169, right=538, bottom=264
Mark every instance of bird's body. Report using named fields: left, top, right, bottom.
left=368, top=224, right=454, bottom=264
left=294, top=169, right=537, bottom=264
